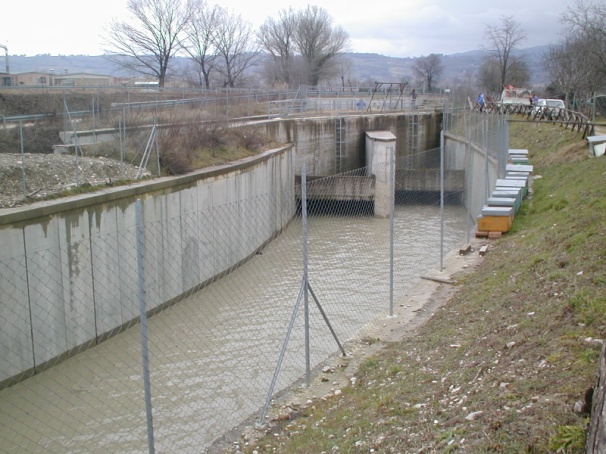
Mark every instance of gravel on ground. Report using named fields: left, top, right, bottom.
left=0, top=152, right=148, bottom=209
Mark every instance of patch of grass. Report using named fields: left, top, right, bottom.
left=39, top=178, right=142, bottom=201
left=568, top=289, right=606, bottom=327
left=548, top=424, right=587, bottom=453
left=578, top=348, right=600, bottom=364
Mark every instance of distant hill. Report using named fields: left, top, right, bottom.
left=7, top=55, right=129, bottom=77
left=346, top=46, right=549, bottom=88
left=6, top=46, right=550, bottom=89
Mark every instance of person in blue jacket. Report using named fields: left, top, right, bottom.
left=477, top=93, right=485, bottom=112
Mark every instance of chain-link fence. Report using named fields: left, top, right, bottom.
left=0, top=87, right=452, bottom=208
left=443, top=109, right=510, bottom=241
left=0, top=88, right=299, bottom=207
left=0, top=111, right=509, bottom=453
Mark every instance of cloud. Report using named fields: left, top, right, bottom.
left=2, top=0, right=573, bottom=57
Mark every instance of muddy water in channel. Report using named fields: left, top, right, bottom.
left=0, top=205, right=468, bottom=453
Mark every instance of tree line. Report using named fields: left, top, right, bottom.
left=476, top=0, right=606, bottom=112
left=104, top=0, right=350, bottom=89
left=547, top=0, right=606, bottom=113
left=104, top=0, right=606, bottom=111
left=104, top=0, right=449, bottom=91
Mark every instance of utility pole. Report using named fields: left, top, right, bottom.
left=0, top=44, right=9, bottom=74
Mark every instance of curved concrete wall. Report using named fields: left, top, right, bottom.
left=444, top=132, right=501, bottom=218
left=0, top=145, right=296, bottom=385
left=0, top=112, right=445, bottom=386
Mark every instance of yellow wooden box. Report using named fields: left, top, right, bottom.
left=477, top=214, right=513, bottom=233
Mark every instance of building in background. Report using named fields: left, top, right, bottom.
left=1, top=71, right=115, bottom=87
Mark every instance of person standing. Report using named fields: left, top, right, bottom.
left=411, top=88, right=417, bottom=110
left=477, top=93, right=485, bottom=112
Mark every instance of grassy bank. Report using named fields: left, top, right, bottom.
left=234, top=121, right=606, bottom=453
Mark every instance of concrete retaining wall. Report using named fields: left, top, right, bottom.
left=397, top=169, right=466, bottom=192
left=300, top=176, right=375, bottom=201
left=0, top=112, right=445, bottom=386
left=60, top=112, right=442, bottom=187
left=443, top=133, right=500, bottom=218
left=258, top=112, right=442, bottom=178
left=0, top=145, right=296, bottom=385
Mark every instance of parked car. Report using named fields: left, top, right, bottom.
left=533, top=99, right=566, bottom=118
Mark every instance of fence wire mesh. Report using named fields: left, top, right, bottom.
left=0, top=111, right=509, bottom=452
left=0, top=88, right=453, bottom=208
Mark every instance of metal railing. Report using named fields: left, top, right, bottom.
left=475, top=102, right=592, bottom=137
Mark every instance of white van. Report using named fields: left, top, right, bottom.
left=533, top=99, right=566, bottom=117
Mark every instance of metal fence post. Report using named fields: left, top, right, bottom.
left=19, top=121, right=26, bottom=199
left=503, top=114, right=510, bottom=173
left=301, top=164, right=311, bottom=387
left=463, top=111, right=471, bottom=244
left=136, top=199, right=155, bottom=454
left=92, top=96, right=97, bottom=144
left=439, top=130, right=445, bottom=271
left=483, top=116, right=490, bottom=202
left=389, top=146, right=395, bottom=316
left=119, top=107, right=125, bottom=174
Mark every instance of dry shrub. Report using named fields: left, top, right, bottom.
left=233, top=126, right=271, bottom=151
left=81, top=104, right=271, bottom=176
left=157, top=126, right=195, bottom=175
left=156, top=116, right=231, bottom=174
left=187, top=119, right=228, bottom=150
left=0, top=122, right=63, bottom=154
left=160, top=147, right=195, bottom=175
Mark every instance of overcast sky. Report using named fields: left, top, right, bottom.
left=3, top=0, right=574, bottom=58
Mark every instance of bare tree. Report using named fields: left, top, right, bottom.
left=212, top=8, right=259, bottom=87
left=295, top=6, right=350, bottom=87
left=257, top=6, right=350, bottom=88
left=258, top=8, right=298, bottom=87
left=478, top=57, right=529, bottom=95
left=544, top=36, right=599, bottom=108
left=104, top=0, right=193, bottom=87
left=482, top=16, right=527, bottom=93
left=477, top=60, right=501, bottom=94
left=411, top=53, right=444, bottom=93
left=559, top=0, right=606, bottom=103
left=561, top=0, right=606, bottom=70
left=181, top=0, right=221, bottom=89
left=335, top=57, right=353, bottom=89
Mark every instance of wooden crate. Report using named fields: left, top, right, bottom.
left=477, top=214, right=514, bottom=233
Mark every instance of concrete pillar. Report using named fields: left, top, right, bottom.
left=365, top=131, right=396, bottom=218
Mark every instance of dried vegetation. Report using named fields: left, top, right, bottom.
left=0, top=91, right=275, bottom=208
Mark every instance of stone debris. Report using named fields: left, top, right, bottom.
left=0, top=153, right=150, bottom=208
left=465, top=410, right=484, bottom=421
